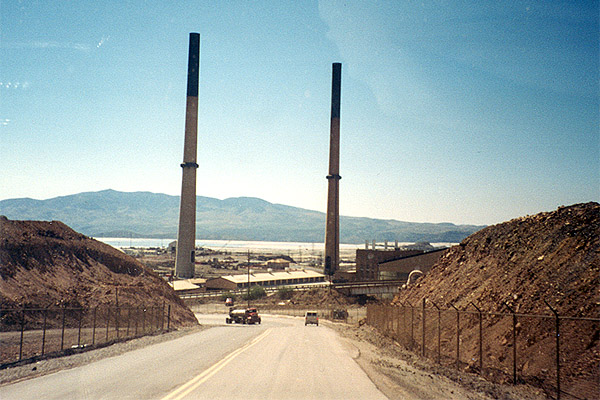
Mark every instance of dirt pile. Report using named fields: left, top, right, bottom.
left=0, top=217, right=197, bottom=328
left=394, top=202, right=598, bottom=314
left=392, top=202, right=599, bottom=396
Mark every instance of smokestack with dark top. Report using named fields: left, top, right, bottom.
left=325, top=62, right=341, bottom=277
left=175, top=33, right=200, bottom=278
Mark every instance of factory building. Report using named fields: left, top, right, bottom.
left=355, top=248, right=447, bottom=281
left=377, top=248, right=446, bottom=280
left=205, top=270, right=326, bottom=291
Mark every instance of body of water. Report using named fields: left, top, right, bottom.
left=94, top=237, right=454, bottom=255
left=95, top=237, right=361, bottom=253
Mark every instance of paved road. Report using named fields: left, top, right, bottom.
left=0, top=314, right=386, bottom=399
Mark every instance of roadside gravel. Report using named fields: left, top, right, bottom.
left=0, top=326, right=208, bottom=387
left=328, top=321, right=549, bottom=400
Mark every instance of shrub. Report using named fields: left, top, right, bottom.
left=242, top=285, right=266, bottom=301
left=276, top=287, right=294, bottom=300
left=220, top=292, right=236, bottom=302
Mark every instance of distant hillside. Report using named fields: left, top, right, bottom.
left=0, top=190, right=484, bottom=243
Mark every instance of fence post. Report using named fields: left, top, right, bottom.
left=41, top=306, right=49, bottom=356
left=105, top=306, right=110, bottom=342
left=399, top=302, right=406, bottom=344
left=92, top=306, right=97, bottom=345
left=77, top=307, right=83, bottom=346
left=431, top=301, right=441, bottom=364
left=450, top=304, right=460, bottom=370
left=422, top=298, right=426, bottom=357
left=60, top=304, right=66, bottom=351
left=19, top=307, right=25, bottom=361
left=394, top=305, right=399, bottom=339
left=154, top=304, right=160, bottom=331
left=167, top=304, right=171, bottom=331
left=115, top=305, right=120, bottom=339
left=161, top=301, right=165, bottom=331
left=155, top=305, right=159, bottom=331
left=127, top=306, right=131, bottom=337
left=469, top=302, right=483, bottom=375
left=386, top=304, right=390, bottom=333
left=503, top=302, right=517, bottom=384
left=407, top=301, right=414, bottom=349
left=544, top=300, right=560, bottom=400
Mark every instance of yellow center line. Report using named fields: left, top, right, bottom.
left=161, top=328, right=272, bottom=400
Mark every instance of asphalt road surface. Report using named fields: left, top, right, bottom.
left=0, top=314, right=387, bottom=399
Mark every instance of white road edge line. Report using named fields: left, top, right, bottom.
left=161, top=328, right=272, bottom=400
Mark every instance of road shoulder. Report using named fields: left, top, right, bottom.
left=327, top=321, right=548, bottom=400
left=0, top=326, right=208, bottom=387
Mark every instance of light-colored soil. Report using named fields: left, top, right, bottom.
left=329, top=321, right=547, bottom=400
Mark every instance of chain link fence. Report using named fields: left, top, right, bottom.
left=1, top=303, right=171, bottom=368
left=367, top=302, right=599, bottom=400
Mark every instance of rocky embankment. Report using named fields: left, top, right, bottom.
left=0, top=216, right=197, bottom=328
left=393, top=202, right=599, bottom=397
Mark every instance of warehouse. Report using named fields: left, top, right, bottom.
left=206, top=269, right=326, bottom=291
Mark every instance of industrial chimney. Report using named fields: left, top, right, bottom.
left=175, top=33, right=200, bottom=278
left=324, top=63, right=342, bottom=277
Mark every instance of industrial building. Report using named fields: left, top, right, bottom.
left=205, top=270, right=326, bottom=291
left=265, top=258, right=290, bottom=270
left=355, top=248, right=447, bottom=281
left=378, top=249, right=446, bottom=280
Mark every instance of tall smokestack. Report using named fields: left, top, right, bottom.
left=324, top=62, right=341, bottom=277
left=175, top=33, right=200, bottom=278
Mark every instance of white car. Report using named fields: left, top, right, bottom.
left=305, top=311, right=319, bottom=326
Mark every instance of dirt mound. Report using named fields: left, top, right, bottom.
left=0, top=217, right=197, bottom=328
left=392, top=202, right=599, bottom=395
left=394, top=202, right=599, bottom=314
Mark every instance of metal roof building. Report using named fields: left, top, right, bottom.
left=206, top=270, right=327, bottom=291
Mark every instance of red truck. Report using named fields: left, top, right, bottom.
left=226, top=307, right=261, bottom=324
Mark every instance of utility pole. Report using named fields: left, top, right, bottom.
left=247, top=250, right=251, bottom=308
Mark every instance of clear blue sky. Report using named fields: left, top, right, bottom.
left=1, top=1, right=598, bottom=225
